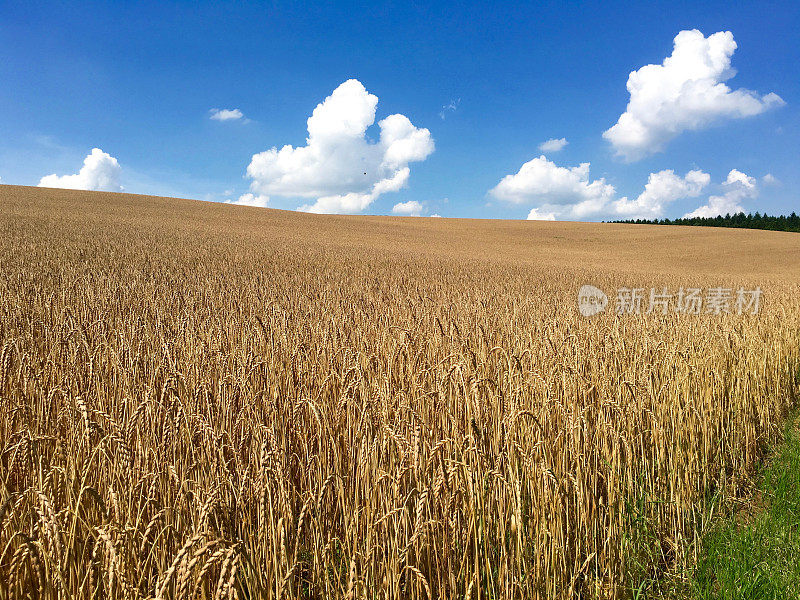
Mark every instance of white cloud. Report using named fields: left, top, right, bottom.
left=226, top=193, right=269, bottom=208
left=604, top=29, right=784, bottom=160
left=243, top=79, right=434, bottom=214
left=762, top=173, right=779, bottom=185
left=210, top=108, right=245, bottom=121
left=491, top=153, right=757, bottom=221
left=439, top=98, right=460, bottom=120
left=538, top=137, right=568, bottom=153
left=526, top=208, right=557, bottom=221
left=299, top=167, right=411, bottom=214
left=38, top=148, right=122, bottom=192
left=392, top=200, right=424, bottom=216
left=724, top=169, right=756, bottom=189
left=613, top=169, right=710, bottom=219
left=683, top=169, right=756, bottom=218
left=429, top=213, right=443, bottom=218
left=489, top=155, right=616, bottom=219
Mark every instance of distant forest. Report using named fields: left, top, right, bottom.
left=612, top=211, right=800, bottom=232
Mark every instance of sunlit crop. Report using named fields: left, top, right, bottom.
left=1, top=186, right=798, bottom=599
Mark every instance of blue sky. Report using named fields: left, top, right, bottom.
left=1, top=1, right=797, bottom=219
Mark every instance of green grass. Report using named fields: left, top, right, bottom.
left=691, top=419, right=800, bottom=599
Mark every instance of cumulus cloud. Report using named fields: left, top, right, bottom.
left=762, top=173, right=779, bottom=185
left=490, top=153, right=757, bottom=221
left=490, top=155, right=616, bottom=219
left=225, top=193, right=269, bottom=208
left=613, top=169, right=710, bottom=219
left=392, top=200, right=424, bottom=216
left=243, top=79, right=434, bottom=214
left=38, top=148, right=122, bottom=192
left=210, top=108, right=245, bottom=121
left=526, top=208, right=557, bottom=221
left=683, top=169, right=757, bottom=218
left=604, top=29, right=784, bottom=160
left=538, top=137, right=568, bottom=153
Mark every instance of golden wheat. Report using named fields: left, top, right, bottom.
left=0, top=185, right=799, bottom=598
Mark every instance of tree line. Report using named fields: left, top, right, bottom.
left=611, top=211, right=800, bottom=232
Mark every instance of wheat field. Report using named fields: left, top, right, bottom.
left=1, top=185, right=799, bottom=599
